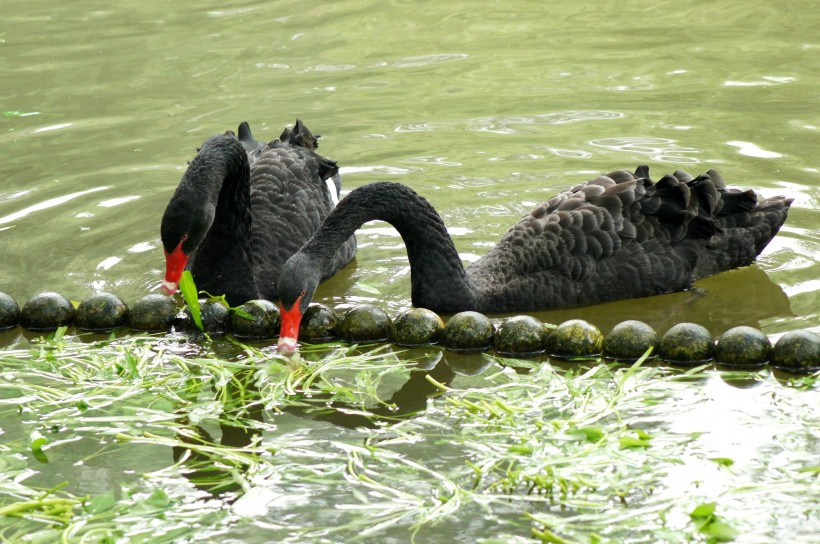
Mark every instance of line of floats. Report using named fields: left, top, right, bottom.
left=0, top=291, right=817, bottom=374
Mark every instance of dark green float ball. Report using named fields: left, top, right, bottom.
left=75, top=292, right=129, bottom=331
left=20, top=292, right=75, bottom=330
left=299, top=303, right=340, bottom=343
left=391, top=308, right=444, bottom=346
left=129, top=294, right=177, bottom=331
left=229, top=299, right=280, bottom=339
left=178, top=299, right=229, bottom=333
left=658, top=323, right=713, bottom=365
left=603, top=320, right=658, bottom=362
left=772, top=330, right=820, bottom=373
left=550, top=319, right=603, bottom=359
left=494, top=315, right=548, bottom=355
left=441, top=311, right=494, bottom=352
left=715, top=326, right=772, bottom=368
left=340, top=304, right=391, bottom=343
left=0, top=292, right=20, bottom=329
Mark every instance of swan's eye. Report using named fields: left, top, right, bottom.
left=299, top=289, right=307, bottom=298
left=180, top=233, right=189, bottom=242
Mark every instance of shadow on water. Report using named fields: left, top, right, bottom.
left=171, top=368, right=267, bottom=495
left=170, top=354, right=457, bottom=495
left=526, top=265, right=793, bottom=335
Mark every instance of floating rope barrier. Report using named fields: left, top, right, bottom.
left=0, top=291, right=817, bottom=373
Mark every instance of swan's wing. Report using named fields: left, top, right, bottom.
left=469, top=167, right=790, bottom=311
left=248, top=144, right=355, bottom=300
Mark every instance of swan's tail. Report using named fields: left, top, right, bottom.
left=636, top=166, right=794, bottom=280
left=278, top=119, right=319, bottom=150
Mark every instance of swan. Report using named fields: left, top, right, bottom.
left=160, top=120, right=356, bottom=306
left=276, top=166, right=792, bottom=350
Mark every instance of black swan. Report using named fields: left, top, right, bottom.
left=160, top=120, right=356, bottom=306
left=277, top=166, right=792, bottom=350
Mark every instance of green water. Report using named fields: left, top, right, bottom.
left=1, top=0, right=818, bottom=542
left=1, top=0, right=817, bottom=334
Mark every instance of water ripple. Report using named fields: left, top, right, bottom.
left=390, top=53, right=468, bottom=68
left=589, top=137, right=701, bottom=164
left=469, top=110, right=624, bottom=134
left=724, top=76, right=797, bottom=87
left=0, top=187, right=109, bottom=226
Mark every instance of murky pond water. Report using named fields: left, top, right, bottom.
left=0, top=0, right=818, bottom=542
left=1, top=0, right=817, bottom=335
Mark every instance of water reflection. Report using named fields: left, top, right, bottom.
left=171, top=368, right=265, bottom=495
left=170, top=353, right=457, bottom=496
left=529, top=265, right=793, bottom=335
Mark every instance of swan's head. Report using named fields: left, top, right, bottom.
left=276, top=253, right=320, bottom=353
left=159, top=194, right=213, bottom=295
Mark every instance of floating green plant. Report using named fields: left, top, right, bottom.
left=0, top=333, right=816, bottom=543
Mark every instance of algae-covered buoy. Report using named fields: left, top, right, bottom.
left=0, top=292, right=20, bottom=330
left=550, top=319, right=603, bottom=359
left=658, top=323, right=713, bottom=365
left=391, top=308, right=444, bottom=346
left=299, top=303, right=340, bottom=343
left=176, top=299, right=229, bottom=333
left=715, top=326, right=771, bottom=368
left=603, top=320, right=658, bottom=362
left=493, top=315, right=547, bottom=355
left=441, top=311, right=494, bottom=352
left=340, top=304, right=391, bottom=343
left=772, top=330, right=820, bottom=373
left=75, top=292, right=129, bottom=331
left=129, top=294, right=177, bottom=332
left=229, top=299, right=279, bottom=339
left=20, top=292, right=75, bottom=330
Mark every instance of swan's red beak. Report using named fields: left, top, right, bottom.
left=277, top=298, right=303, bottom=353
left=161, top=242, right=188, bottom=296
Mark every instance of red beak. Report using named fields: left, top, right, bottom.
left=161, top=241, right=188, bottom=295
left=278, top=296, right=304, bottom=353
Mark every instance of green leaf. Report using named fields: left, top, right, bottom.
left=145, top=489, right=171, bottom=508
left=705, top=518, right=740, bottom=541
left=179, top=271, right=204, bottom=332
left=690, top=502, right=716, bottom=518
left=710, top=457, right=735, bottom=468
left=568, top=426, right=605, bottom=443
left=30, top=431, right=50, bottom=463
left=29, top=431, right=48, bottom=453
left=619, top=430, right=651, bottom=449
left=231, top=307, right=254, bottom=321
left=204, top=292, right=230, bottom=308
left=86, top=492, right=117, bottom=514
left=690, top=502, right=738, bottom=542
left=122, top=350, right=139, bottom=379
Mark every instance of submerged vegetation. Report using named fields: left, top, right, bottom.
left=0, top=331, right=817, bottom=543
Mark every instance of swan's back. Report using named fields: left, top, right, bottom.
left=469, top=166, right=792, bottom=312
left=247, top=121, right=356, bottom=300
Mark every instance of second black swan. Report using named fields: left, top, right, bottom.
left=160, top=120, right=356, bottom=306
left=277, top=166, right=792, bottom=350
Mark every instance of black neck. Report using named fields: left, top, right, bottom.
left=185, top=136, right=258, bottom=304
left=303, top=182, right=476, bottom=313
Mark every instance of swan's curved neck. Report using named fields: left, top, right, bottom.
left=303, top=182, right=477, bottom=313
left=183, top=136, right=257, bottom=303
